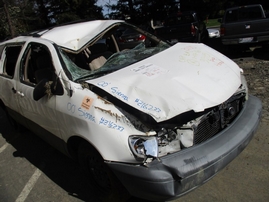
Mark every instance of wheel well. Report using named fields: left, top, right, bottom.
left=67, top=136, right=83, bottom=160
left=67, top=136, right=97, bottom=161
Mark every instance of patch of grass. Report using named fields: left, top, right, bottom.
left=205, top=18, right=221, bottom=27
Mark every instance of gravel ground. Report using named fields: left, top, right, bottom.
left=235, top=56, right=269, bottom=121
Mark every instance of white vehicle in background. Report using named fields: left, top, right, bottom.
left=207, top=28, right=220, bottom=38
left=0, top=20, right=262, bottom=201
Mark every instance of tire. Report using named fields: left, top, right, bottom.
left=78, top=141, right=130, bottom=202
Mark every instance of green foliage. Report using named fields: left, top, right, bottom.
left=106, top=0, right=269, bottom=25
left=106, top=0, right=181, bottom=24
left=0, top=0, right=38, bottom=39
left=1, top=0, right=269, bottom=40
left=0, top=0, right=104, bottom=40
left=51, top=0, right=104, bottom=25
left=205, top=18, right=221, bottom=27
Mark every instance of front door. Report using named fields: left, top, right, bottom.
left=16, top=41, right=64, bottom=150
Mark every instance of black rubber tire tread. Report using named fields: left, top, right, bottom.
left=78, top=141, right=130, bottom=202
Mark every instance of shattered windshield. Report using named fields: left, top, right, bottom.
left=59, top=49, right=91, bottom=81
left=58, top=23, right=171, bottom=82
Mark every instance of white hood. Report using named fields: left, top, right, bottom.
left=86, top=43, right=241, bottom=122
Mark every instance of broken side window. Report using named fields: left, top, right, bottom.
left=20, top=43, right=56, bottom=85
left=1, top=45, right=23, bottom=77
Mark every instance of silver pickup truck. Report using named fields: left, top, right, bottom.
left=219, top=4, right=269, bottom=46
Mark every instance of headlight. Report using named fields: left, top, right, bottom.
left=128, top=136, right=158, bottom=161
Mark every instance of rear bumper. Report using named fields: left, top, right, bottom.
left=221, top=35, right=269, bottom=45
left=107, top=95, right=262, bottom=201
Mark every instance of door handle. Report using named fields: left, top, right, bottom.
left=11, top=87, right=24, bottom=97
left=17, top=91, right=24, bottom=97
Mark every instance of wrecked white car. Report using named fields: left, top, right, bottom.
left=0, top=20, right=262, bottom=201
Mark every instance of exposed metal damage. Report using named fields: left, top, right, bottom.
left=87, top=77, right=248, bottom=165
left=94, top=106, right=121, bottom=118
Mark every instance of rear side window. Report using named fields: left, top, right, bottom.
left=226, top=6, right=262, bottom=23
left=1, top=45, right=22, bottom=77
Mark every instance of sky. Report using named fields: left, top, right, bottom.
left=96, top=0, right=117, bottom=16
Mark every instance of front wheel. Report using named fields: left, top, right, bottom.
left=78, top=141, right=130, bottom=202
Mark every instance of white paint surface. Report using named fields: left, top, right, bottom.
left=86, top=43, right=241, bottom=122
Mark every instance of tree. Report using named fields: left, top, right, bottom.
left=2, top=0, right=16, bottom=37
left=106, top=0, right=180, bottom=24
left=105, top=0, right=269, bottom=25
left=38, top=0, right=104, bottom=26
left=0, top=0, right=38, bottom=39
left=0, top=0, right=104, bottom=40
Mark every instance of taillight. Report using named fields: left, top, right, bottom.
left=220, top=27, right=225, bottom=36
left=191, top=25, right=196, bottom=36
left=137, top=34, right=146, bottom=41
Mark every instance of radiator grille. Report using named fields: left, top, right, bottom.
left=193, top=94, right=245, bottom=145
left=194, top=113, right=221, bottom=144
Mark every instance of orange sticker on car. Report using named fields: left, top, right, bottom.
left=81, top=96, right=93, bottom=110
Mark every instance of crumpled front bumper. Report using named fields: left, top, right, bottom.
left=107, top=95, right=262, bottom=201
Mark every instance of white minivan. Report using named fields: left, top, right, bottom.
left=0, top=20, right=262, bottom=201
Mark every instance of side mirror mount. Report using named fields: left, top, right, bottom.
left=51, top=77, right=64, bottom=96
left=33, top=78, right=64, bottom=101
